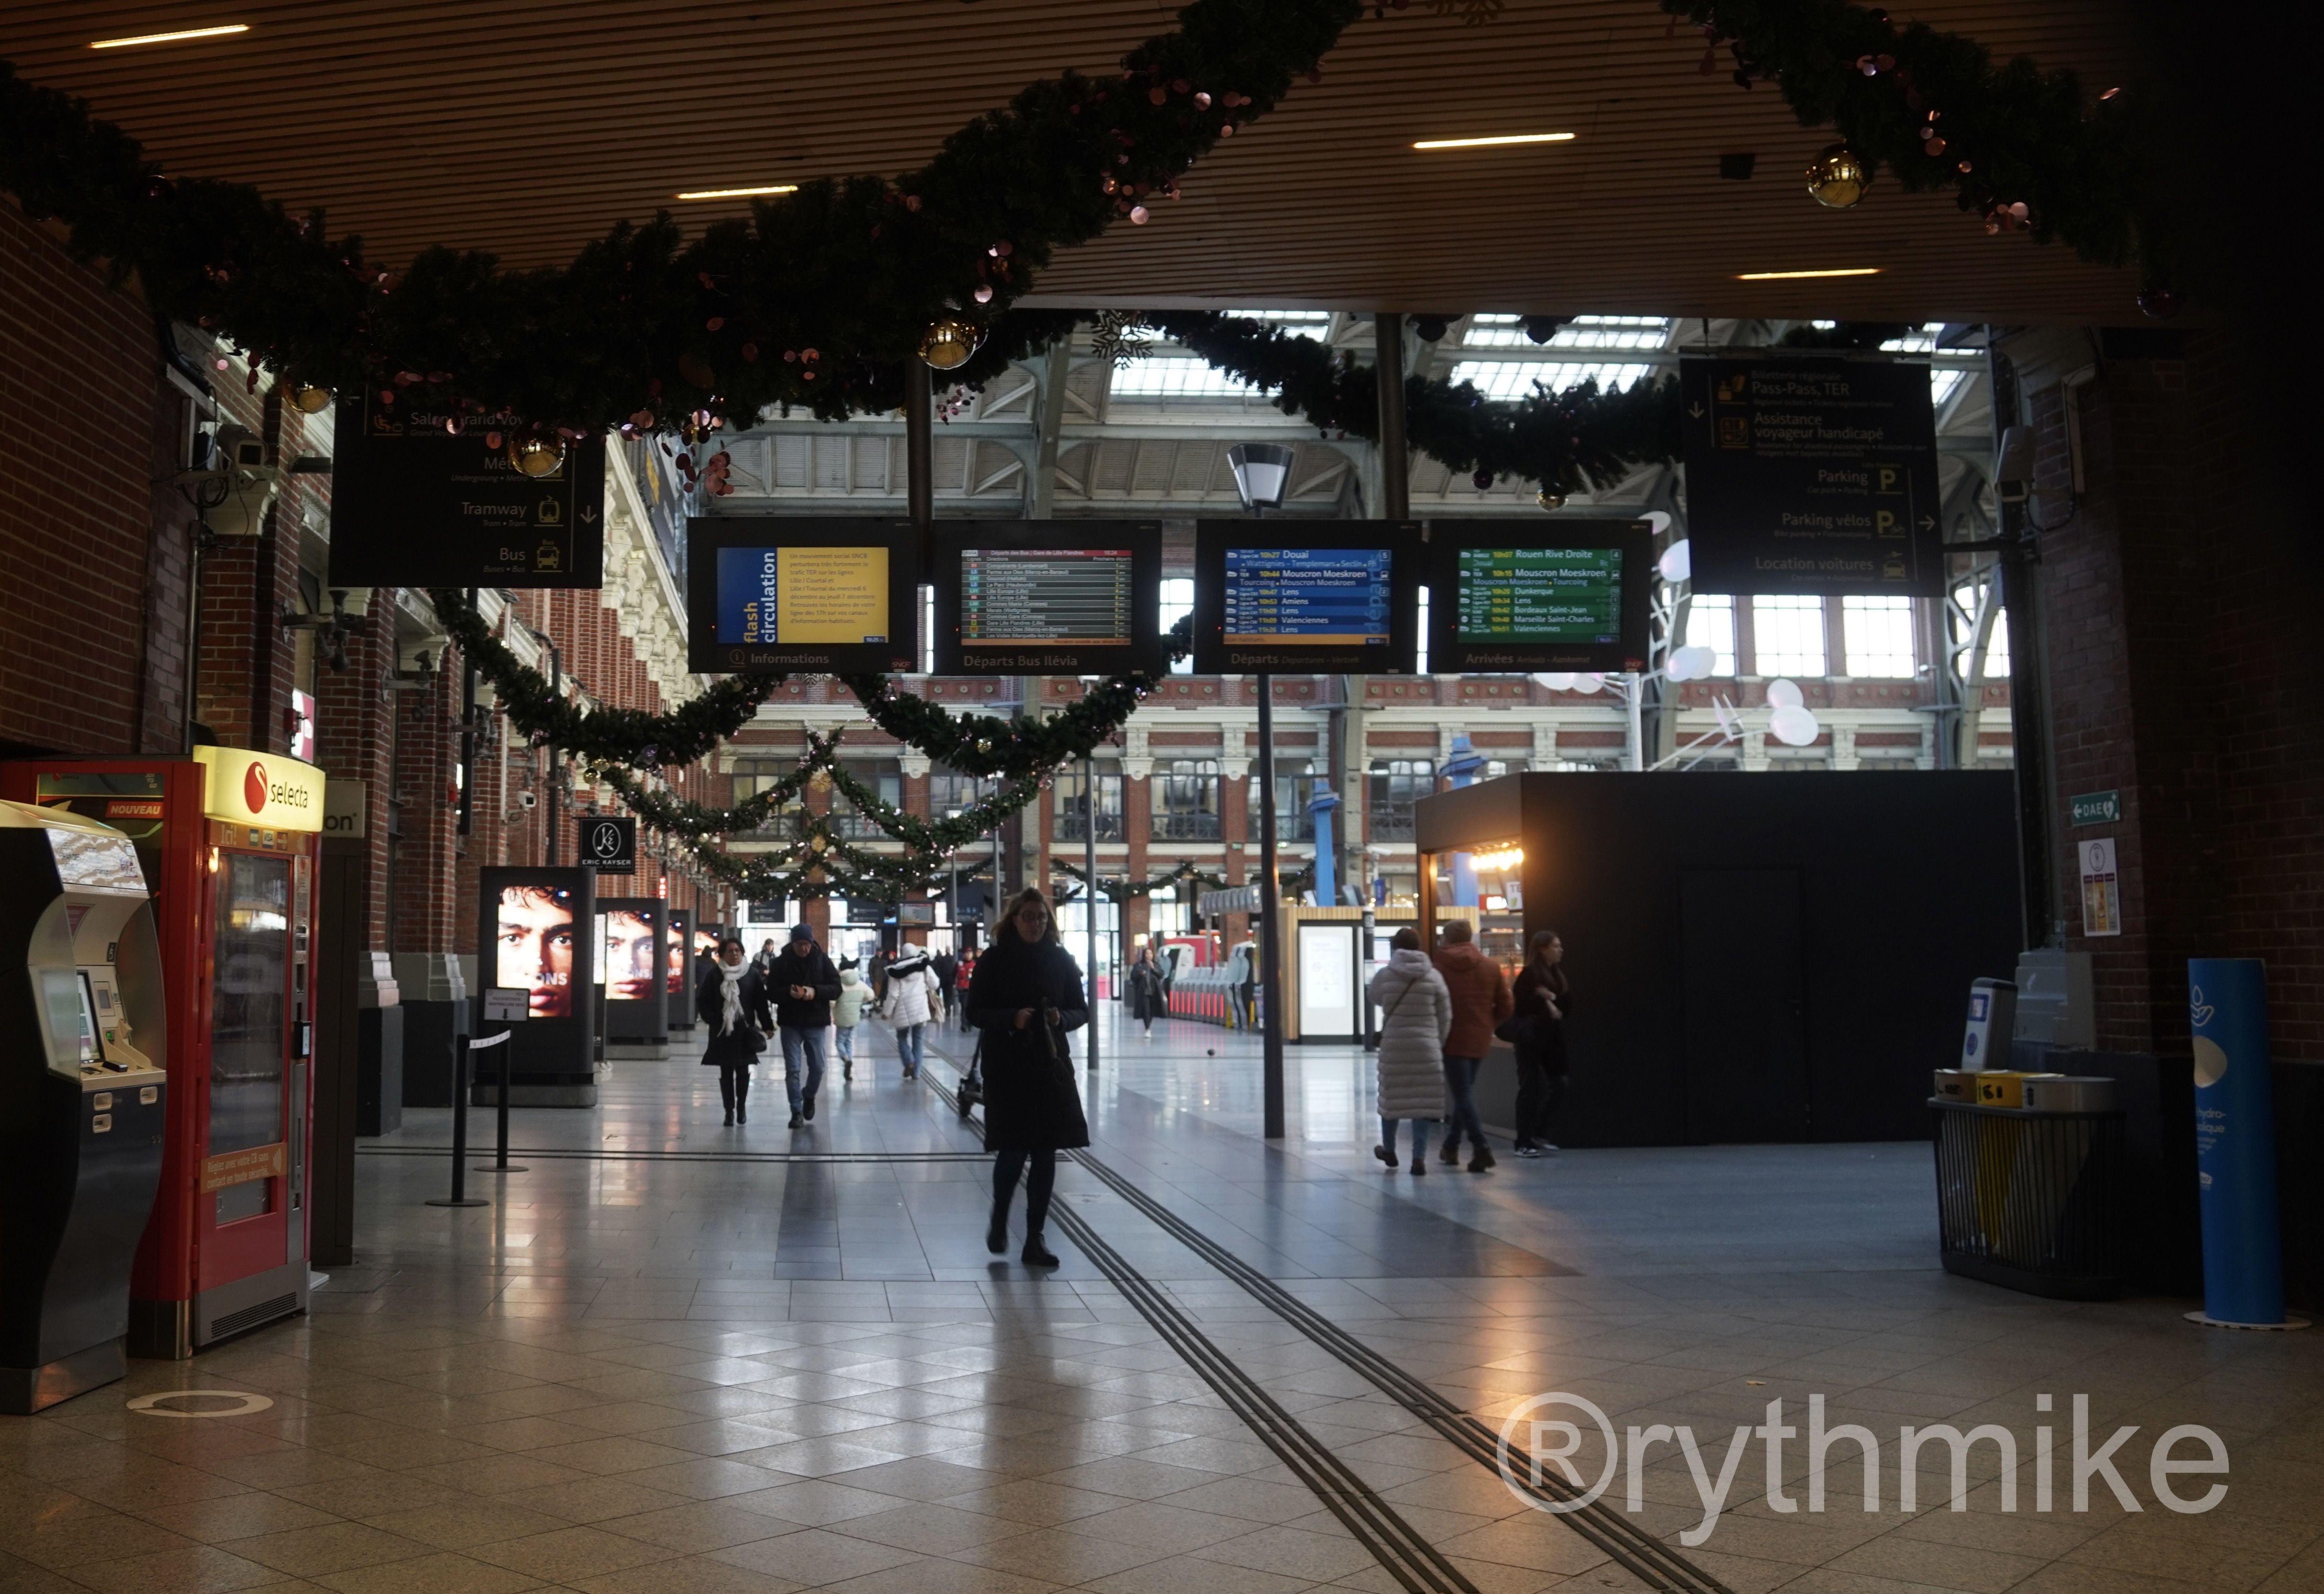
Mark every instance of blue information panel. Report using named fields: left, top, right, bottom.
left=1194, top=522, right=1418, bottom=674
left=1222, top=548, right=1392, bottom=644
left=685, top=517, right=917, bottom=674
left=714, top=548, right=781, bottom=644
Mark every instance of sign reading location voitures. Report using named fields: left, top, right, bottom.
left=328, top=396, right=606, bottom=588
left=1679, top=354, right=1941, bottom=597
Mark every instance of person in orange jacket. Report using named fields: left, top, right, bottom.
left=1433, top=918, right=1512, bottom=1172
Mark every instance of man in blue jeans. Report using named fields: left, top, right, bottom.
left=767, top=923, right=842, bottom=1129
left=1433, top=917, right=1511, bottom=1172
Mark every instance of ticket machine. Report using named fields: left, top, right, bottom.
left=0, top=802, right=167, bottom=1410
left=1, top=749, right=325, bottom=1357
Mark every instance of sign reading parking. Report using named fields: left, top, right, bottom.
left=578, top=817, right=636, bottom=874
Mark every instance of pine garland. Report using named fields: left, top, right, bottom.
left=1055, top=860, right=1231, bottom=901
left=429, top=588, right=780, bottom=766
left=1144, top=311, right=1683, bottom=494
left=1661, top=0, right=2172, bottom=293
left=0, top=0, right=1362, bottom=432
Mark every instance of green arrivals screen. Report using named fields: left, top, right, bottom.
left=1455, top=546, right=1624, bottom=644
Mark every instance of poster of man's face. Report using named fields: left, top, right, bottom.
left=695, top=929, right=721, bottom=959
left=604, top=910, right=657, bottom=1003
left=497, top=886, right=575, bottom=1018
left=666, top=924, right=686, bottom=995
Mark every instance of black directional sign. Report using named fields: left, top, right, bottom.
left=328, top=396, right=606, bottom=588
left=1680, top=354, right=1941, bottom=597
left=577, top=816, right=636, bottom=874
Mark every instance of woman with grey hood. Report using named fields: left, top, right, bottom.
left=1369, top=926, right=1452, bottom=1175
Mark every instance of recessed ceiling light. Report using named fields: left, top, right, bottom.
left=676, top=184, right=800, bottom=201
left=1735, top=267, right=1883, bottom=280
left=91, top=22, right=249, bottom=48
left=1412, top=133, right=1576, bottom=150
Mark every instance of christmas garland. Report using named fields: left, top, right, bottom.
left=0, top=0, right=1362, bottom=433
left=1661, top=0, right=2173, bottom=297
left=429, top=588, right=778, bottom=766
left=1054, top=860, right=1231, bottom=902
left=838, top=613, right=1194, bottom=780
left=1146, top=311, right=1683, bottom=495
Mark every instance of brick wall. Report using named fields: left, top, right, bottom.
left=2020, top=328, right=2324, bottom=1059
left=0, top=203, right=171, bottom=757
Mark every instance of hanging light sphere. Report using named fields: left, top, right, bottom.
left=507, top=434, right=567, bottom=476
left=1805, top=144, right=1871, bottom=209
left=288, top=383, right=333, bottom=414
left=919, top=317, right=984, bottom=370
left=1536, top=488, right=1567, bottom=511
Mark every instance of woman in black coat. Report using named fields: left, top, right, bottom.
left=1509, top=929, right=1569, bottom=1156
left=697, top=938, right=774, bottom=1126
left=1126, top=946, right=1167, bottom=1036
left=966, top=888, right=1090, bottom=1267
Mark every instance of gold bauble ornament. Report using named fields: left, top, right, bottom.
left=288, top=383, right=333, bottom=414
left=1805, top=144, right=1870, bottom=209
left=919, top=317, right=983, bottom=370
left=507, top=435, right=567, bottom=476
left=1536, top=488, right=1567, bottom=511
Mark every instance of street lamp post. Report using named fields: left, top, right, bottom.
left=1228, top=443, right=1293, bottom=1141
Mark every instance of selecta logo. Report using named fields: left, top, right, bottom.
left=246, top=762, right=271, bottom=814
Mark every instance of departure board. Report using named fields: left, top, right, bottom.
left=1222, top=547, right=1393, bottom=645
left=1426, top=518, right=1650, bottom=673
left=1455, top=546, right=1624, bottom=644
left=962, top=548, right=1134, bottom=646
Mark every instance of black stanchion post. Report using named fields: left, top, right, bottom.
left=427, top=1034, right=489, bottom=1208
left=474, top=1029, right=526, bottom=1173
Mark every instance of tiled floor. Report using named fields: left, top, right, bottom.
left=6, top=1009, right=2323, bottom=1593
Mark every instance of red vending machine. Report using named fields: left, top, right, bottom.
left=1, top=748, right=326, bottom=1356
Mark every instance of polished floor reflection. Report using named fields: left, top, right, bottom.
left=4, top=1009, right=2322, bottom=1594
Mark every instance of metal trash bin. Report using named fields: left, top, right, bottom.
left=1932, top=1080, right=2126, bottom=1300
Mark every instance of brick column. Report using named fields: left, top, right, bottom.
left=1220, top=752, right=1250, bottom=946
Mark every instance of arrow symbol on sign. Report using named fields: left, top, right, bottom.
left=1688, top=403, right=1706, bottom=419
left=579, top=505, right=598, bottom=524
left=1919, top=514, right=1935, bottom=531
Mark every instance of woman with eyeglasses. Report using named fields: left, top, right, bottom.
left=965, top=887, right=1090, bottom=1267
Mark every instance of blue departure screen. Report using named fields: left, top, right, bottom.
left=1222, top=547, right=1392, bottom=646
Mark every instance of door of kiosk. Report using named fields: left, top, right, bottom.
left=0, top=803, right=168, bottom=1410
left=0, top=749, right=326, bottom=1357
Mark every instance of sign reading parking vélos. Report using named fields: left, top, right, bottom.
left=1680, top=354, right=1941, bottom=597
left=577, top=817, right=636, bottom=874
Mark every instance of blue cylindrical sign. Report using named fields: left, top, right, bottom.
left=2189, top=958, right=2285, bottom=1326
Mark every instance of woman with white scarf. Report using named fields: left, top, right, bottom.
left=696, top=937, right=774, bottom=1125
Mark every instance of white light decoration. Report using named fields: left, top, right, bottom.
left=1645, top=510, right=1674, bottom=537
left=1769, top=703, right=1822, bottom=746
left=1657, top=539, right=1691, bottom=584
left=1571, top=673, right=1606, bottom=694
left=1765, top=677, right=1805, bottom=709
left=1533, top=672, right=1578, bottom=690
left=1666, top=644, right=1716, bottom=682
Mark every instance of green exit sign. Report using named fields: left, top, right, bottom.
left=2070, top=790, right=2121, bottom=826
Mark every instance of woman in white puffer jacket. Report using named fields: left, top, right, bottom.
left=882, top=953, right=942, bottom=1080
left=1368, top=927, right=1452, bottom=1176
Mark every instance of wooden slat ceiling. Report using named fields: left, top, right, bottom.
left=7, top=1, right=2144, bottom=323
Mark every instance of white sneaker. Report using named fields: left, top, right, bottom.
left=1539, top=1143, right=1560, bottom=1155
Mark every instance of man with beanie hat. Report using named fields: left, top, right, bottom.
left=769, top=923, right=842, bottom=1128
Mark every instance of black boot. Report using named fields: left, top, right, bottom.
left=1020, top=1233, right=1059, bottom=1267
left=987, top=1203, right=1009, bottom=1255
left=719, top=1072, right=735, bottom=1127
left=734, top=1078, right=748, bottom=1125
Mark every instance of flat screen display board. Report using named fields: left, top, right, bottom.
left=330, top=397, right=607, bottom=588
left=686, top=517, right=919, bottom=674
left=1191, top=521, right=1421, bottom=674
left=1679, top=353, right=1942, bottom=596
left=477, top=867, right=596, bottom=1086
left=596, top=899, right=664, bottom=1005
left=933, top=521, right=1163, bottom=675
left=1425, top=518, right=1654, bottom=673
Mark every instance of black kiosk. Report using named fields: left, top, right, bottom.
left=477, top=868, right=597, bottom=1106
left=0, top=801, right=167, bottom=1411
left=599, top=898, right=669, bottom=1057
left=665, top=909, right=694, bottom=1032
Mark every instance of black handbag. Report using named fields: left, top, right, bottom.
left=1494, top=1012, right=1543, bottom=1047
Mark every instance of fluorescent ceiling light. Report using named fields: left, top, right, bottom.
left=676, top=184, right=800, bottom=200
left=91, top=23, right=248, bottom=47
left=1412, top=133, right=1576, bottom=150
left=1736, top=267, right=1883, bottom=280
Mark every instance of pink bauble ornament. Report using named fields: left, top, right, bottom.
left=1130, top=205, right=1150, bottom=224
